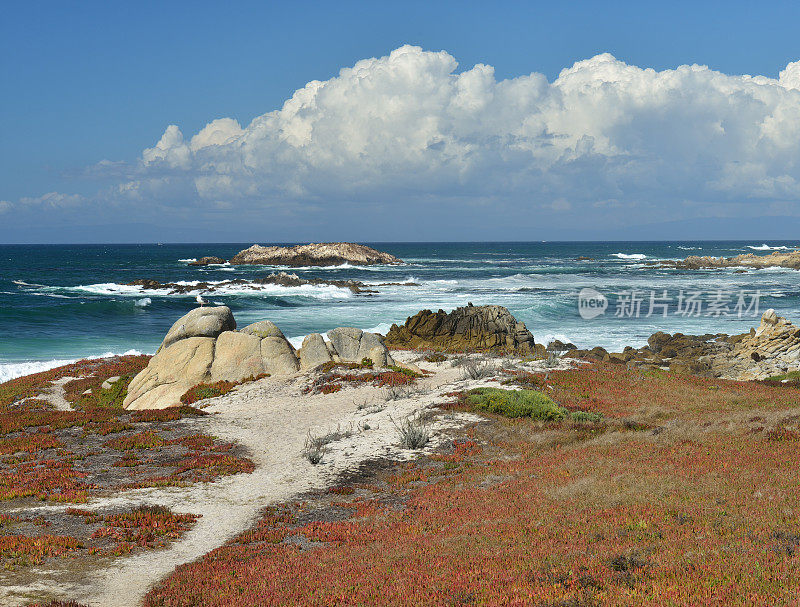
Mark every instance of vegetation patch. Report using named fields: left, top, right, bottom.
left=0, top=534, right=85, bottom=569
left=180, top=374, right=269, bottom=405
left=0, top=355, right=151, bottom=412
left=306, top=363, right=424, bottom=395
left=0, top=504, right=199, bottom=573
left=764, top=370, right=800, bottom=383
left=466, top=387, right=602, bottom=422
left=89, top=505, right=200, bottom=554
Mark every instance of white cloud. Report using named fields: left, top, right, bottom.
left=15, top=46, right=800, bottom=229
left=0, top=201, right=11, bottom=214
left=18, top=192, right=86, bottom=208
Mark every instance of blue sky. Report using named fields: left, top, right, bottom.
left=3, top=0, right=800, bottom=242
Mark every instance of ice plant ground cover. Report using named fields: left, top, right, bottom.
left=144, top=362, right=800, bottom=606
left=0, top=357, right=253, bottom=577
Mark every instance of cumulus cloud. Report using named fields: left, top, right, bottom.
left=13, top=46, right=800, bottom=231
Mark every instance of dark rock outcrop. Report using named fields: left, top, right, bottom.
left=566, top=309, right=800, bottom=381
left=230, top=243, right=401, bottom=266
left=189, top=256, right=226, bottom=266
left=385, top=304, right=540, bottom=354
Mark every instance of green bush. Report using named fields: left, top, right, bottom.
left=568, top=410, right=604, bottom=423
left=466, top=387, right=566, bottom=419
left=765, top=370, right=800, bottom=382
left=465, top=387, right=601, bottom=422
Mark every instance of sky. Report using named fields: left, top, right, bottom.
left=3, top=0, right=800, bottom=243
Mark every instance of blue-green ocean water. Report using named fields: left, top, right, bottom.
left=2, top=241, right=799, bottom=382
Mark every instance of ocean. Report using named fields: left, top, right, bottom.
left=1, top=241, right=799, bottom=382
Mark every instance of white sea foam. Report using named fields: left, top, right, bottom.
left=41, top=281, right=354, bottom=301
left=31, top=293, right=74, bottom=299
left=135, top=298, right=152, bottom=307
left=747, top=244, right=791, bottom=251
left=242, top=262, right=385, bottom=271
left=178, top=258, right=197, bottom=263
left=611, top=253, right=647, bottom=260
left=677, top=246, right=701, bottom=250
left=0, top=350, right=145, bottom=384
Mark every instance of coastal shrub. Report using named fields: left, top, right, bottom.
left=569, top=410, right=604, bottom=423
left=466, top=387, right=603, bottom=422
left=765, top=370, right=800, bottom=383
left=394, top=413, right=430, bottom=449
left=389, top=365, right=419, bottom=376
left=179, top=374, right=270, bottom=405
left=422, top=352, right=448, bottom=363
left=180, top=381, right=237, bottom=405
left=461, top=360, right=495, bottom=380
left=302, top=433, right=326, bottom=465
left=467, top=387, right=565, bottom=419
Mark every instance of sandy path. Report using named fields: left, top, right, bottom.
left=38, top=376, right=76, bottom=411
left=1, top=354, right=490, bottom=607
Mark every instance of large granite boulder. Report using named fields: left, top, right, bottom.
left=230, top=242, right=401, bottom=266
left=124, top=337, right=216, bottom=410
left=261, top=336, right=300, bottom=375
left=385, top=304, right=539, bottom=354
left=327, top=327, right=395, bottom=366
left=124, top=309, right=301, bottom=410
left=710, top=309, right=800, bottom=380
left=241, top=320, right=286, bottom=339
left=161, top=306, right=236, bottom=350
left=124, top=309, right=398, bottom=409
left=297, top=333, right=334, bottom=370
left=327, top=327, right=364, bottom=361
left=210, top=332, right=265, bottom=381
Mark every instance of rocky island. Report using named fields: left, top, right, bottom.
left=228, top=242, right=402, bottom=266
left=657, top=248, right=800, bottom=270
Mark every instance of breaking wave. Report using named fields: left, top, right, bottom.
left=0, top=350, right=145, bottom=384
left=611, top=253, right=647, bottom=260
